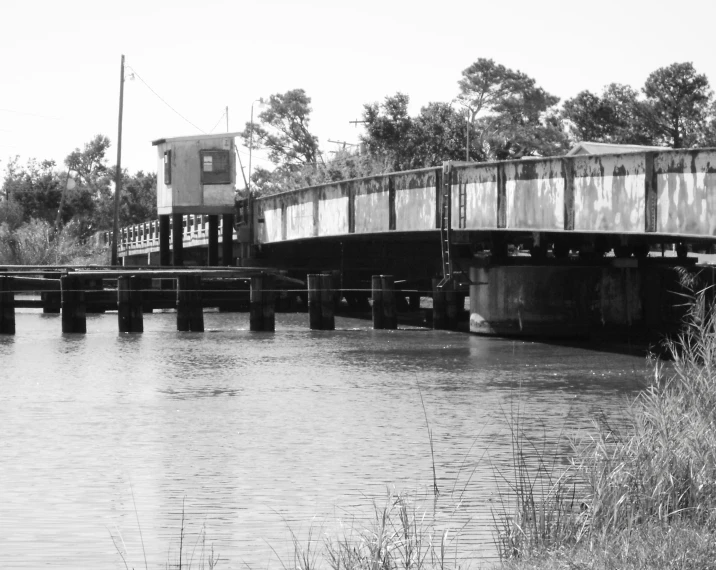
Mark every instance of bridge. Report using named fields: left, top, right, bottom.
left=115, top=146, right=716, bottom=339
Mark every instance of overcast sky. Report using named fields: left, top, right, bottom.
left=1, top=0, right=714, bottom=178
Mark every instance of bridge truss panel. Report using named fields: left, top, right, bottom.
left=573, top=153, right=646, bottom=232
left=655, top=150, right=716, bottom=236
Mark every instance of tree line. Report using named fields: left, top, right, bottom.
left=2, top=58, right=715, bottom=247
left=0, top=135, right=156, bottom=264
left=242, top=60, right=716, bottom=195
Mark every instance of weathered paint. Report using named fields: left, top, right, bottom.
left=154, top=133, right=238, bottom=215
left=246, top=148, right=716, bottom=247
left=394, top=170, right=437, bottom=231
left=505, top=159, right=563, bottom=230
left=573, top=154, right=645, bottom=232
left=354, top=177, right=390, bottom=234
left=318, top=183, right=349, bottom=237
left=656, top=150, right=716, bottom=236
left=451, top=164, right=498, bottom=229
left=285, top=192, right=315, bottom=240
left=469, top=263, right=644, bottom=337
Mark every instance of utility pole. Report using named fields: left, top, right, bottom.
left=111, top=54, right=125, bottom=266
left=226, top=105, right=229, bottom=133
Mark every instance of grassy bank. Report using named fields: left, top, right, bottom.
left=498, top=282, right=716, bottom=569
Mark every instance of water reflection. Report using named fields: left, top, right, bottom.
left=0, top=311, right=648, bottom=569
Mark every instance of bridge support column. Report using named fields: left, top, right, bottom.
left=159, top=215, right=171, bottom=266
left=117, top=276, right=143, bottom=333
left=61, top=275, right=86, bottom=333
left=176, top=275, right=203, bottom=332
left=171, top=214, right=184, bottom=267
left=222, top=214, right=234, bottom=266
left=468, top=259, right=690, bottom=340
left=250, top=275, right=275, bottom=331
left=0, top=276, right=15, bottom=335
left=208, top=215, right=219, bottom=266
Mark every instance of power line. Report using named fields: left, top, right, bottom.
left=209, top=110, right=226, bottom=134
left=125, top=65, right=205, bottom=134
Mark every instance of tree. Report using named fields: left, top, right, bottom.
left=1, top=157, right=63, bottom=225
left=562, top=84, right=654, bottom=145
left=642, top=62, right=714, bottom=148
left=361, top=92, right=413, bottom=169
left=63, top=134, right=113, bottom=236
left=457, top=58, right=568, bottom=160
left=241, top=89, right=320, bottom=169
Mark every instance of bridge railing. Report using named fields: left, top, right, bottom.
left=110, top=147, right=716, bottom=255
left=107, top=214, right=238, bottom=254
left=252, top=148, right=716, bottom=244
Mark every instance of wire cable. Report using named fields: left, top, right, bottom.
left=125, top=65, right=205, bottom=134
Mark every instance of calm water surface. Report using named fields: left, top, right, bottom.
left=0, top=311, right=648, bottom=568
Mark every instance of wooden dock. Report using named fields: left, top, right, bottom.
left=0, top=266, right=443, bottom=335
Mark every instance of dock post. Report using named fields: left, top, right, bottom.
left=0, top=276, right=15, bottom=335
left=381, top=275, right=397, bottom=330
left=432, top=278, right=446, bottom=330
left=372, top=275, right=384, bottom=329
left=262, top=275, right=276, bottom=332
left=42, top=273, right=61, bottom=313
left=446, top=287, right=458, bottom=330
left=250, top=276, right=264, bottom=331
left=320, top=273, right=335, bottom=331
left=172, top=213, right=184, bottom=267
left=117, top=275, right=144, bottom=333
left=176, top=275, right=203, bottom=332
left=208, top=214, right=219, bottom=266
left=61, top=275, right=86, bottom=333
left=307, top=274, right=322, bottom=330
left=222, top=214, right=234, bottom=266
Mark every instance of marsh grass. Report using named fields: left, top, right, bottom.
left=299, top=489, right=466, bottom=570
left=496, top=278, right=716, bottom=568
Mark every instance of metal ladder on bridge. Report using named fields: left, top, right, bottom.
left=438, top=179, right=452, bottom=289
left=438, top=165, right=470, bottom=290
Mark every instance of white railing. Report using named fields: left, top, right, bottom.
left=103, top=215, right=238, bottom=254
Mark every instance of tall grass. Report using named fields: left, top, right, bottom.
left=496, top=279, right=716, bottom=568
left=0, top=218, right=109, bottom=265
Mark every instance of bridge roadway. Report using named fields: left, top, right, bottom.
left=116, top=148, right=716, bottom=338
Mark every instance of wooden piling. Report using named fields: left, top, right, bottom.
left=320, top=273, right=335, bottom=331
left=262, top=275, right=276, bottom=332
left=0, top=276, right=15, bottom=335
left=159, top=215, right=171, bottom=266
left=381, top=275, right=397, bottom=330
left=222, top=214, right=234, bottom=266
left=117, top=275, right=144, bottom=333
left=372, top=275, right=384, bottom=329
left=432, top=278, right=446, bottom=330
left=171, top=213, right=184, bottom=267
left=250, top=276, right=264, bottom=331
left=61, top=275, right=86, bottom=333
left=208, top=215, right=219, bottom=266
left=176, top=275, right=203, bottom=332
left=307, top=274, right=322, bottom=330
left=446, top=287, right=458, bottom=330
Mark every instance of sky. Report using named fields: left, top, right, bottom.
left=1, top=0, right=715, bottom=182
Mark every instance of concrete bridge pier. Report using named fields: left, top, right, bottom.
left=468, top=258, right=692, bottom=341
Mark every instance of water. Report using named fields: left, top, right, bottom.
left=0, top=310, right=648, bottom=569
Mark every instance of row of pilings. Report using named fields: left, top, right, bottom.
left=0, top=271, right=464, bottom=335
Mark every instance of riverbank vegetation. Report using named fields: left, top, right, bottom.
left=496, top=282, right=716, bottom=569
left=1, top=135, right=154, bottom=264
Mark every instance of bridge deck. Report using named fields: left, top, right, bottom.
left=117, top=148, right=716, bottom=262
